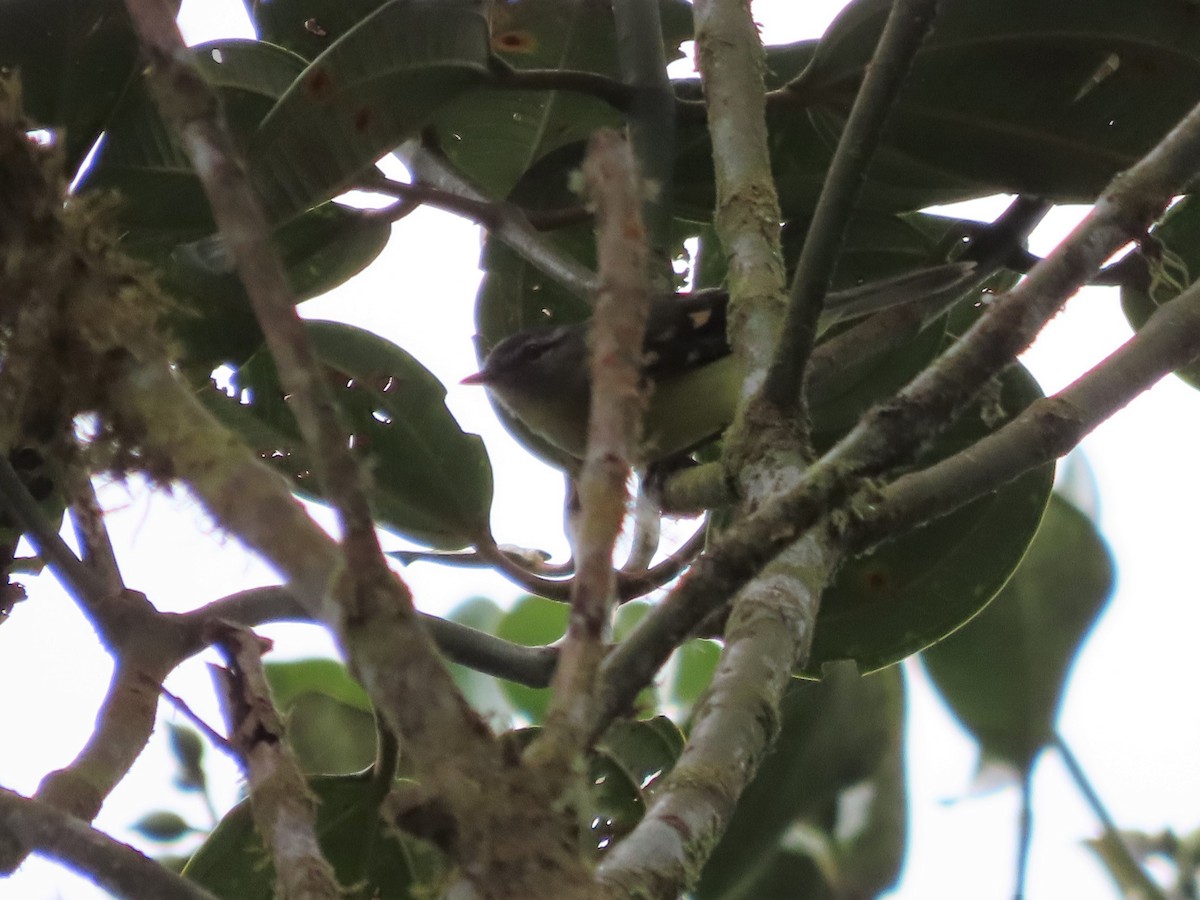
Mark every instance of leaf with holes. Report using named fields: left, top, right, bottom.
left=201, top=321, right=493, bottom=550
left=249, top=0, right=492, bottom=223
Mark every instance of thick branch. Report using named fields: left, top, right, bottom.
left=0, top=788, right=217, bottom=900
left=598, top=532, right=836, bottom=895
left=850, top=271, right=1200, bottom=551
left=598, top=93, right=1200, bottom=734
left=692, top=0, right=787, bottom=398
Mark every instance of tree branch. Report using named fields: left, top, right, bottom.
left=596, top=92, right=1200, bottom=735
left=194, top=585, right=559, bottom=689
left=849, top=268, right=1200, bottom=552
left=534, top=131, right=652, bottom=765
left=598, top=531, right=838, bottom=895
left=0, top=788, right=218, bottom=900
left=763, top=0, right=940, bottom=415
left=210, top=623, right=341, bottom=900
left=396, top=141, right=598, bottom=298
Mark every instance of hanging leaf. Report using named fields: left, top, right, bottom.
left=921, top=493, right=1115, bottom=771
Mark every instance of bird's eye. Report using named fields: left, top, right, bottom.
left=515, top=329, right=568, bottom=365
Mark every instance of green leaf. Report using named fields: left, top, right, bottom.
left=797, top=0, right=1200, bottom=201
left=921, top=493, right=1115, bottom=771
left=83, top=41, right=391, bottom=369
left=695, top=664, right=906, bottom=900
left=803, top=361, right=1055, bottom=675
left=444, top=597, right=515, bottom=720
left=184, top=773, right=449, bottom=899
left=249, top=0, right=393, bottom=60
left=495, top=595, right=569, bottom=723
left=596, top=716, right=685, bottom=797
left=84, top=39, right=310, bottom=238
left=132, top=811, right=197, bottom=843
left=147, top=202, right=391, bottom=369
left=670, top=639, right=721, bottom=711
left=265, top=659, right=377, bottom=774
left=201, top=321, right=494, bottom=549
left=0, top=0, right=152, bottom=170
left=166, top=724, right=206, bottom=792
left=1121, top=195, right=1200, bottom=390
left=248, top=0, right=492, bottom=222
left=427, top=0, right=692, bottom=197
left=265, top=658, right=373, bottom=711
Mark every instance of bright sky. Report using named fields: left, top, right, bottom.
left=1, top=2, right=1197, bottom=898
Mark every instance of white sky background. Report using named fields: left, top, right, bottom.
left=1, top=1, right=1198, bottom=897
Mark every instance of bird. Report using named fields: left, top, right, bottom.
left=462, top=262, right=975, bottom=467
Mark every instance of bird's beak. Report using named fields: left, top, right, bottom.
left=460, top=371, right=488, bottom=385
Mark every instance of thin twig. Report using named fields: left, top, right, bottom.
left=763, top=0, right=940, bottom=414
left=160, top=687, right=235, bottom=756
left=613, top=0, right=675, bottom=282
left=0, top=454, right=104, bottom=603
left=490, top=58, right=636, bottom=111
left=188, top=585, right=560, bottom=689
left=396, top=141, right=599, bottom=298
left=1054, top=733, right=1166, bottom=900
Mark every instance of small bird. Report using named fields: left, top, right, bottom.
left=463, top=262, right=975, bottom=466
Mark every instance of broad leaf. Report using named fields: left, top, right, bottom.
left=264, top=659, right=377, bottom=774
left=805, top=361, right=1054, bottom=675
left=184, top=773, right=449, bottom=898
left=132, top=201, right=388, bottom=369
left=201, top=321, right=493, bottom=549
left=0, top=0, right=152, bottom=170
left=795, top=0, right=1200, bottom=201
left=921, top=493, right=1115, bottom=771
left=84, top=39, right=309, bottom=238
left=428, top=0, right=692, bottom=197
left=249, top=0, right=492, bottom=222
